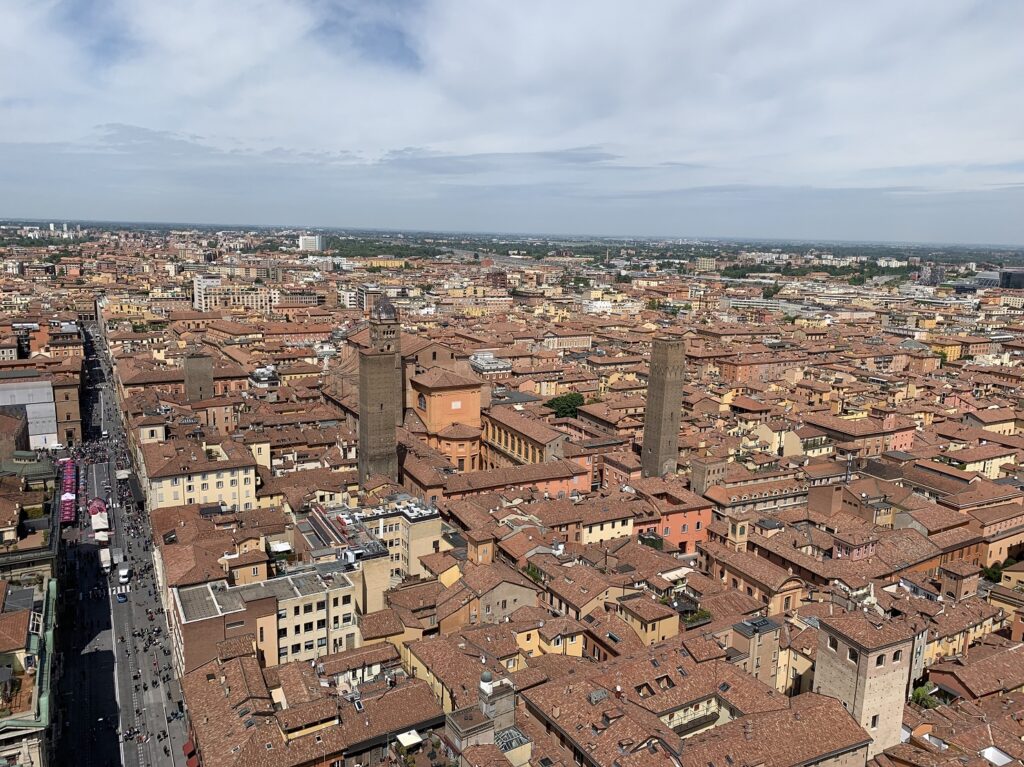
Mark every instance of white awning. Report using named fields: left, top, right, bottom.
left=269, top=541, right=292, bottom=553
left=396, top=730, right=422, bottom=748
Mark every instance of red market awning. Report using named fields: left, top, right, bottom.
left=182, top=741, right=195, bottom=756
left=186, top=756, right=199, bottom=767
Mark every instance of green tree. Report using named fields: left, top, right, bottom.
left=911, top=685, right=939, bottom=709
left=545, top=392, right=584, bottom=419
left=982, top=562, right=1004, bottom=582
left=986, top=557, right=1019, bottom=582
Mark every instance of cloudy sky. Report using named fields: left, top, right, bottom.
left=2, top=1, right=1024, bottom=243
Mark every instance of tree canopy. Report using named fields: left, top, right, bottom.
left=545, top=392, right=584, bottom=419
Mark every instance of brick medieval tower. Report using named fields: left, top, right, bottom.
left=357, top=299, right=402, bottom=486
left=641, top=336, right=686, bottom=478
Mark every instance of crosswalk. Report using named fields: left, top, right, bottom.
left=110, top=585, right=131, bottom=595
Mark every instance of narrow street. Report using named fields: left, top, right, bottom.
left=56, top=326, right=188, bottom=767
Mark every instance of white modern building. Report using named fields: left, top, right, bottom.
left=298, top=234, right=324, bottom=252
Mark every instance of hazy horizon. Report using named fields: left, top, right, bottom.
left=8, top=215, right=1024, bottom=251
left=3, top=2, right=1024, bottom=244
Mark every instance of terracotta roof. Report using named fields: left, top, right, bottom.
left=966, top=407, right=1016, bottom=424
left=680, top=693, right=870, bottom=767
left=485, top=405, right=564, bottom=445
left=435, top=423, right=483, bottom=440
left=183, top=653, right=443, bottom=767
left=819, top=610, right=917, bottom=650
left=700, top=540, right=804, bottom=593
left=358, top=608, right=405, bottom=640
left=412, top=367, right=480, bottom=390
left=444, top=459, right=588, bottom=494
left=0, top=610, right=30, bottom=653
left=318, top=642, right=400, bottom=677
left=929, top=640, right=1024, bottom=699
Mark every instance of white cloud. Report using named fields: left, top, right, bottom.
left=1, top=0, right=1023, bottom=241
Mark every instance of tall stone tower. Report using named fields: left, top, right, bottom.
left=357, top=300, right=401, bottom=486
left=815, top=612, right=914, bottom=758
left=641, top=336, right=686, bottom=478
left=183, top=352, right=214, bottom=403
left=690, top=455, right=729, bottom=496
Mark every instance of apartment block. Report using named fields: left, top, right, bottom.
left=170, top=564, right=359, bottom=674
left=139, top=438, right=258, bottom=510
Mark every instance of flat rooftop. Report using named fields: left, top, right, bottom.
left=176, top=566, right=352, bottom=623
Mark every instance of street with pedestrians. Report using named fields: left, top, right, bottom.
left=56, top=325, right=187, bottom=767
